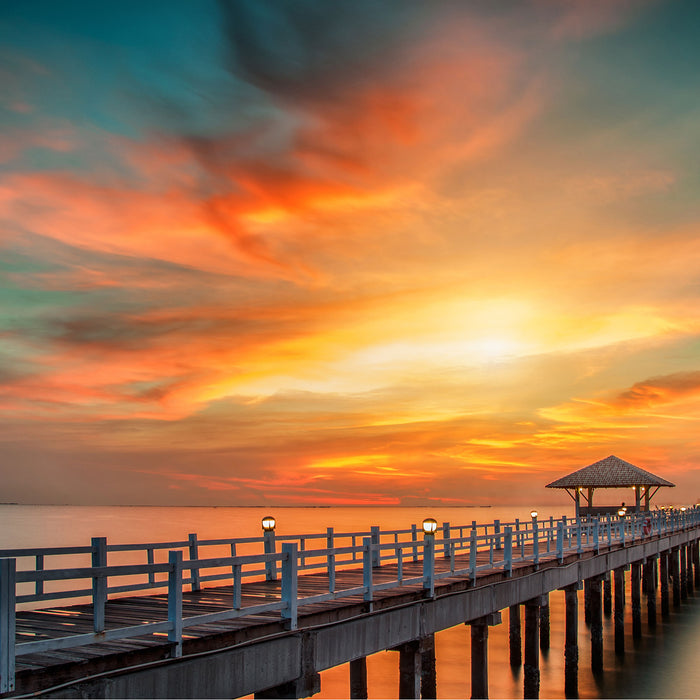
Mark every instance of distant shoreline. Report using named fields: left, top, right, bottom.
left=0, top=503, right=494, bottom=508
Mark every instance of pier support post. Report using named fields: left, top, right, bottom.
left=644, top=557, right=656, bottom=629
left=471, top=621, right=489, bottom=700
left=671, top=547, right=681, bottom=608
left=589, top=576, right=603, bottom=672
left=603, top=571, right=612, bottom=617
left=614, top=567, right=625, bottom=656
left=583, top=578, right=591, bottom=625
left=524, top=597, right=543, bottom=699
left=685, top=545, right=694, bottom=596
left=398, top=641, right=421, bottom=699
left=680, top=544, right=688, bottom=600
left=539, top=593, right=550, bottom=652
left=660, top=551, right=670, bottom=617
left=350, top=657, right=368, bottom=699
left=468, top=613, right=501, bottom=700
left=563, top=584, right=578, bottom=698
left=694, top=542, right=700, bottom=588
left=509, top=604, right=521, bottom=667
left=631, top=562, right=642, bottom=639
left=420, top=634, right=437, bottom=700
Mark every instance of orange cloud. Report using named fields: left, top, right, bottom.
left=613, top=371, right=700, bottom=409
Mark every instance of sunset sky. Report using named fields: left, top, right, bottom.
left=1, top=0, right=699, bottom=506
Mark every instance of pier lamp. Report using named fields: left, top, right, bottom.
left=422, top=517, right=438, bottom=536
left=261, top=515, right=276, bottom=532
left=681, top=506, right=687, bottom=513
left=618, top=508, right=626, bottom=518
left=530, top=510, right=538, bottom=520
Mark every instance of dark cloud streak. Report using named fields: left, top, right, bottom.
left=217, top=0, right=429, bottom=105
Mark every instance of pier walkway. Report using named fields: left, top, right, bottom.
left=1, top=509, right=699, bottom=698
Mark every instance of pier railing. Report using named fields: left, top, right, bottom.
left=1, top=507, right=698, bottom=693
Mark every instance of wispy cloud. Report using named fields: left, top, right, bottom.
left=1, top=0, right=699, bottom=504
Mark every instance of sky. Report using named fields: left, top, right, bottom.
left=1, top=0, right=699, bottom=507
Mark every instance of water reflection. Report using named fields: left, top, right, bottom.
left=315, top=572, right=700, bottom=699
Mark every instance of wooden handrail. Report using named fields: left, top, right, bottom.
left=1, top=507, right=698, bottom=693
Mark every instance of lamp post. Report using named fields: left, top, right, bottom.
left=617, top=508, right=626, bottom=545
left=262, top=516, right=277, bottom=581
left=422, top=518, right=437, bottom=597
left=530, top=511, right=539, bottom=567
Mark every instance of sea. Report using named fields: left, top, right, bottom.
left=1, top=504, right=699, bottom=699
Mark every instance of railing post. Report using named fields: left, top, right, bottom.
left=594, top=517, right=600, bottom=554
left=91, top=536, right=107, bottom=633
left=557, top=520, right=564, bottom=563
left=188, top=533, right=201, bottom=591
left=363, top=537, right=374, bottom=605
left=494, top=519, right=502, bottom=550
left=281, top=543, right=298, bottom=630
left=469, top=526, right=477, bottom=583
left=533, top=518, right=539, bottom=568
left=576, top=520, right=583, bottom=555
left=620, top=517, right=626, bottom=547
left=504, top=526, right=513, bottom=576
left=442, top=521, right=451, bottom=558
left=370, top=526, right=380, bottom=568
left=423, top=534, right=435, bottom=597
left=549, top=516, right=554, bottom=546
left=168, top=550, right=183, bottom=658
left=0, top=558, right=16, bottom=694
left=515, top=519, right=520, bottom=550
left=233, top=563, right=242, bottom=610
left=327, top=527, right=336, bottom=593
left=562, top=515, right=568, bottom=546
left=607, top=516, right=612, bottom=546
left=35, top=555, right=44, bottom=596
left=147, top=547, right=155, bottom=586
left=411, top=524, right=419, bottom=562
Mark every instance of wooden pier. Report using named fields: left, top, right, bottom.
left=1, top=509, right=699, bottom=698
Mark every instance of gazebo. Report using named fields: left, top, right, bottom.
left=546, top=455, right=675, bottom=517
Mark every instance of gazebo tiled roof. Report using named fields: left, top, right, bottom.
left=546, top=455, right=675, bottom=489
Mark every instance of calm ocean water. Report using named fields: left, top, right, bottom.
left=2, top=504, right=699, bottom=699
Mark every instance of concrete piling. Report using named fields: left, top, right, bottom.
left=564, top=585, right=579, bottom=698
